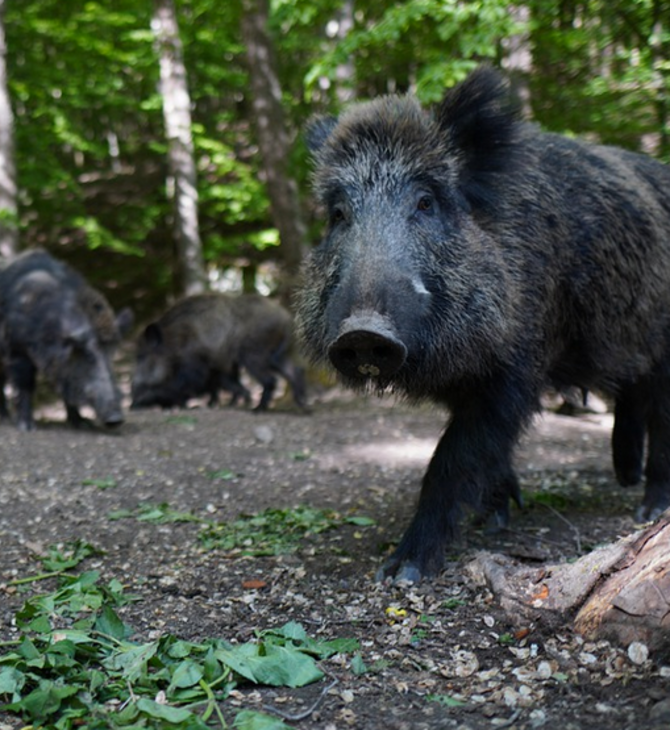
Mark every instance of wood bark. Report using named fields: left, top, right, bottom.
left=0, top=0, right=18, bottom=258
left=468, top=513, right=670, bottom=652
left=152, top=0, right=206, bottom=296
left=241, top=0, right=307, bottom=303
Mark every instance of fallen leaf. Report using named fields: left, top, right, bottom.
left=242, top=579, right=267, bottom=590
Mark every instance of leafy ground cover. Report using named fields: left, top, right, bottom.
left=1, top=394, right=669, bottom=729
left=1, top=539, right=367, bottom=729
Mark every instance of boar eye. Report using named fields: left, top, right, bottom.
left=417, top=195, right=434, bottom=213
left=330, top=206, right=346, bottom=225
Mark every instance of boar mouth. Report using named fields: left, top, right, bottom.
left=328, top=314, right=408, bottom=381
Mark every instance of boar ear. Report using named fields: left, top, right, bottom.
left=143, top=322, right=163, bottom=346
left=305, top=115, right=339, bottom=153
left=436, top=66, right=522, bottom=209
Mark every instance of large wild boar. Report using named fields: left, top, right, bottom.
left=296, top=67, right=670, bottom=582
left=131, top=293, right=307, bottom=412
left=0, top=249, right=132, bottom=431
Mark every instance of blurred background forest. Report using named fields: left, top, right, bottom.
left=0, top=0, right=668, bottom=321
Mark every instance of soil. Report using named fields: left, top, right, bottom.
left=1, top=382, right=669, bottom=730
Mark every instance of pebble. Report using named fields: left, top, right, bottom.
left=627, top=641, right=649, bottom=665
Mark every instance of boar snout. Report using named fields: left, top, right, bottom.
left=103, top=411, right=124, bottom=428
left=328, top=314, right=407, bottom=380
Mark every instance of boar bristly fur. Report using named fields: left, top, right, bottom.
left=131, top=293, right=307, bottom=412
left=296, top=66, right=670, bottom=582
left=0, top=250, right=130, bottom=431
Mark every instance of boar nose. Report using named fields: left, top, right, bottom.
left=328, top=324, right=407, bottom=380
left=103, top=413, right=124, bottom=428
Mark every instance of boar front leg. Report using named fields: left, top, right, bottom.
left=377, top=377, right=536, bottom=583
left=8, top=353, right=37, bottom=431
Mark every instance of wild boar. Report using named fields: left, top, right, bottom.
left=296, top=67, right=670, bottom=582
left=0, top=249, right=131, bottom=431
left=131, top=293, right=307, bottom=412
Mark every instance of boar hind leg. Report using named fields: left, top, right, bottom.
left=612, top=382, right=649, bottom=487
left=378, top=378, right=536, bottom=583
left=476, top=469, right=523, bottom=530
left=639, top=384, right=670, bottom=521
left=243, top=363, right=276, bottom=411
left=272, top=359, right=308, bottom=411
left=218, top=367, right=252, bottom=408
left=268, top=343, right=308, bottom=411
left=8, top=354, right=37, bottom=431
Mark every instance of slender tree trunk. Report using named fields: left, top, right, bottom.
left=152, top=0, right=206, bottom=296
left=501, top=5, right=532, bottom=119
left=0, top=0, right=18, bottom=259
left=334, top=0, right=356, bottom=104
left=241, top=0, right=307, bottom=303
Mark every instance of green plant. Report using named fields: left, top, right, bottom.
left=0, top=573, right=359, bottom=729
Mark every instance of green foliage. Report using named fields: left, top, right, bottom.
left=0, top=573, right=359, bottom=729
left=199, top=505, right=375, bottom=555
left=4, top=0, right=669, bottom=306
left=106, top=501, right=375, bottom=556
left=107, top=502, right=204, bottom=524
left=528, top=0, right=670, bottom=157
left=304, top=0, right=522, bottom=103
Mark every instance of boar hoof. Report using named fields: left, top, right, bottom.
left=376, top=561, right=422, bottom=585
left=635, top=500, right=670, bottom=523
left=328, top=329, right=407, bottom=381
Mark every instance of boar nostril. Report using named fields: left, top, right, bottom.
left=329, top=329, right=407, bottom=379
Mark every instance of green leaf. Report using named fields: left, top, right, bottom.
left=18, top=680, right=80, bottom=721
left=351, top=654, right=368, bottom=675
left=102, top=641, right=158, bottom=682
left=136, top=696, right=195, bottom=722
left=169, top=659, right=205, bottom=690
left=216, top=643, right=323, bottom=688
left=0, top=666, right=24, bottom=696
left=81, top=477, right=117, bottom=490
left=233, top=709, right=293, bottom=729
left=270, top=621, right=307, bottom=642
left=346, top=516, right=376, bottom=526
left=95, top=604, right=130, bottom=641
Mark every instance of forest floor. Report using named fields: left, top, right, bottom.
left=0, top=381, right=669, bottom=729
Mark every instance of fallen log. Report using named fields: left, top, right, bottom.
left=467, top=512, right=670, bottom=651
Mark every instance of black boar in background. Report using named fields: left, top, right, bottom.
left=0, top=249, right=132, bottom=431
left=296, top=67, right=670, bottom=582
left=131, top=293, right=307, bottom=412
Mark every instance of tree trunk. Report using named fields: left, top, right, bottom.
left=240, top=0, right=307, bottom=304
left=152, top=0, right=206, bottom=296
left=333, top=0, right=356, bottom=104
left=468, top=513, right=670, bottom=652
left=0, top=0, right=18, bottom=259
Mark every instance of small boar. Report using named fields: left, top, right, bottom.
left=296, top=67, right=670, bottom=582
left=131, top=293, right=307, bottom=412
left=0, top=249, right=132, bottom=431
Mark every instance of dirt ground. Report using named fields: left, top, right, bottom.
left=1, top=382, right=669, bottom=729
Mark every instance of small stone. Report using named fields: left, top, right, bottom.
left=627, top=641, right=649, bottom=665
left=253, top=425, right=274, bottom=443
